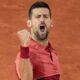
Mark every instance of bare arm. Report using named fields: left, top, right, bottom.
left=17, top=29, right=33, bottom=80
left=19, top=58, right=33, bottom=80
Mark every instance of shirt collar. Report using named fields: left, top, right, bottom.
left=29, top=38, right=53, bottom=51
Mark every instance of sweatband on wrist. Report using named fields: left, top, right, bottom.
left=20, top=46, right=29, bottom=58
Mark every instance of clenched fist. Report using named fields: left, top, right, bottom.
left=17, top=29, right=30, bottom=47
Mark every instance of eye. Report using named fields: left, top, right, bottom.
left=43, top=15, right=49, bottom=18
left=36, top=15, right=41, bottom=18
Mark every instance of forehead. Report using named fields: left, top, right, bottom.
left=32, top=8, right=50, bottom=15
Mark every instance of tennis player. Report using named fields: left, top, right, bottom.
left=15, top=1, right=60, bottom=80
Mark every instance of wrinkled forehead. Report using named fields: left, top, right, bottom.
left=32, top=8, right=50, bottom=16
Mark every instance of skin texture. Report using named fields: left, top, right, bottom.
left=17, top=8, right=52, bottom=80
left=19, top=59, right=33, bottom=80
left=29, top=8, right=52, bottom=45
left=34, top=30, right=48, bottom=41
left=0, top=1, right=80, bottom=80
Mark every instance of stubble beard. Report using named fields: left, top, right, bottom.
left=34, top=30, right=49, bottom=42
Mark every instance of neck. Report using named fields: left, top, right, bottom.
left=31, top=31, right=48, bottom=46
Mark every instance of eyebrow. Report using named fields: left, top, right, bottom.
left=36, top=13, right=49, bottom=16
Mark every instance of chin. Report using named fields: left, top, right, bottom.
left=34, top=30, right=48, bottom=41
left=37, top=34, right=48, bottom=41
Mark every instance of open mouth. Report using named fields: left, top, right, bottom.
left=40, top=26, right=45, bottom=32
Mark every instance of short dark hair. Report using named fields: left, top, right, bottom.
left=28, top=1, right=51, bottom=19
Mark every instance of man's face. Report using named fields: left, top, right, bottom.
left=30, top=8, right=52, bottom=41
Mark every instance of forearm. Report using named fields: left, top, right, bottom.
left=19, top=46, right=33, bottom=80
left=17, top=29, right=33, bottom=80
left=19, top=58, right=33, bottom=80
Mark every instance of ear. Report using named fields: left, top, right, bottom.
left=27, top=20, right=31, bottom=28
left=51, top=19, right=53, bottom=28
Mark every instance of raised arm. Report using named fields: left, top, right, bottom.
left=17, top=29, right=33, bottom=80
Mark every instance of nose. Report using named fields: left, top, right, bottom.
left=40, top=16, right=45, bottom=22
